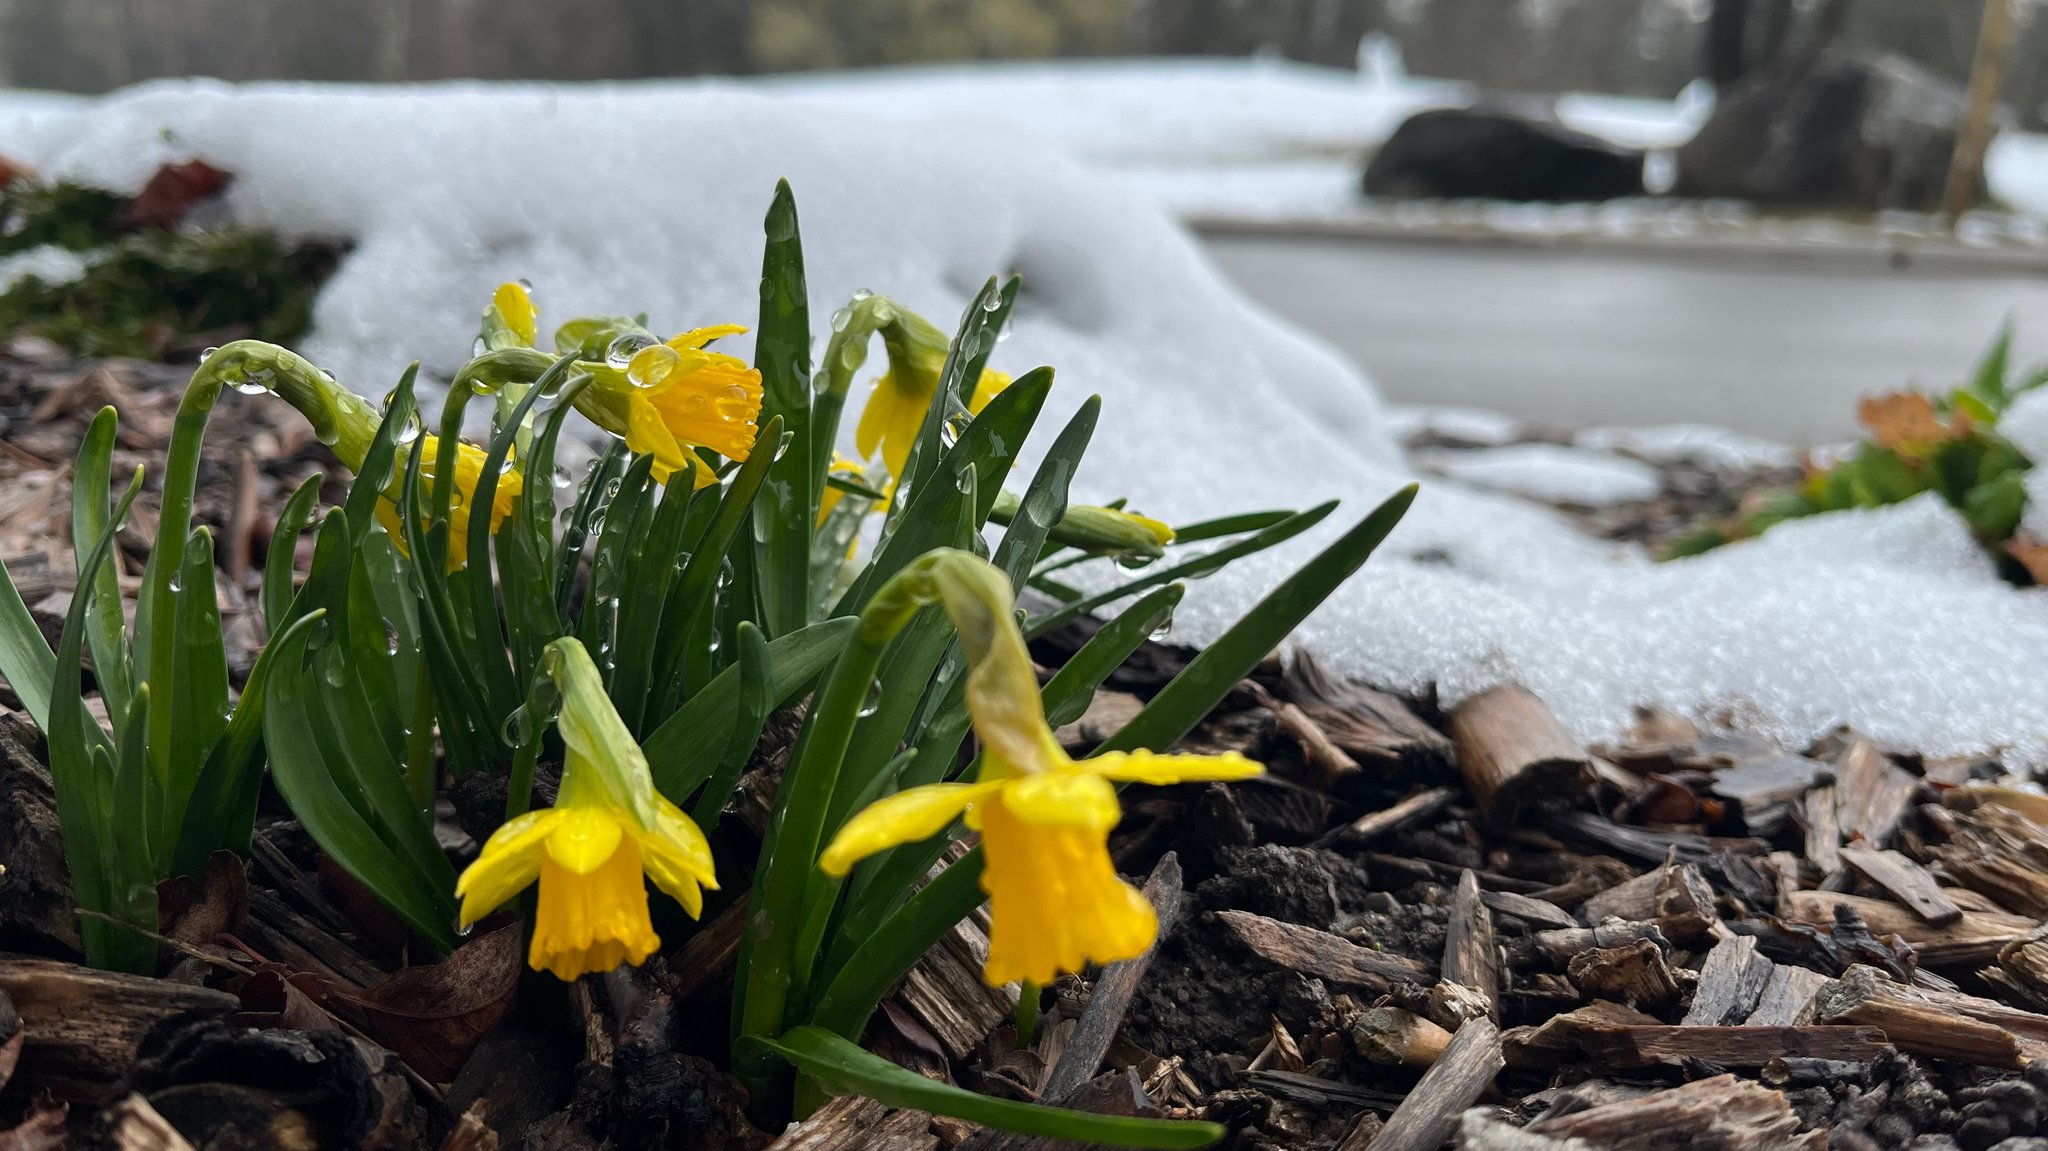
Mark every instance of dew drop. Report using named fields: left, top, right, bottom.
left=830, top=307, right=852, bottom=333
left=321, top=646, right=348, bottom=688
left=941, top=411, right=972, bottom=449
left=980, top=292, right=1003, bottom=313
left=517, top=277, right=533, bottom=290
left=851, top=287, right=873, bottom=302
left=839, top=342, right=862, bottom=371
left=1150, top=610, right=1176, bottom=641
left=453, top=917, right=475, bottom=939
left=167, top=571, right=184, bottom=594
left=857, top=677, right=884, bottom=718
left=606, top=333, right=658, bottom=370
left=627, top=343, right=681, bottom=388
left=499, top=457, right=516, bottom=475
left=199, top=346, right=220, bottom=363
left=953, top=467, right=974, bottom=495
left=1116, top=552, right=1161, bottom=571
left=552, top=466, right=572, bottom=489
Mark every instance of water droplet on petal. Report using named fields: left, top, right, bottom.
left=606, top=333, right=658, bottom=370
left=627, top=343, right=681, bottom=389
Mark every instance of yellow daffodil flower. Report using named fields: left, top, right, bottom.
left=819, top=553, right=1259, bottom=986
left=575, top=325, right=764, bottom=488
left=456, top=637, right=718, bottom=981
left=857, top=363, right=1010, bottom=483
left=816, top=452, right=872, bottom=527
left=369, top=436, right=522, bottom=573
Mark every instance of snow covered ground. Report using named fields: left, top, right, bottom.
left=6, top=70, right=2048, bottom=763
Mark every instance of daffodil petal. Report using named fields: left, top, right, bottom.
left=626, top=393, right=688, bottom=473
left=819, top=780, right=1005, bottom=876
left=455, top=807, right=568, bottom=924
left=968, top=368, right=1012, bottom=415
left=543, top=806, right=626, bottom=875
left=636, top=797, right=719, bottom=917
left=1083, top=749, right=1263, bottom=786
left=999, top=771, right=1121, bottom=831
left=668, top=323, right=748, bottom=351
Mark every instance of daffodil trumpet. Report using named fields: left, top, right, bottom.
left=455, top=637, right=719, bottom=981
left=819, top=550, right=1261, bottom=987
left=568, top=324, right=765, bottom=488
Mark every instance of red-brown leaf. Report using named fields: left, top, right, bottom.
left=333, top=917, right=523, bottom=1082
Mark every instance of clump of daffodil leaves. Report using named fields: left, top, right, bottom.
left=0, top=180, right=1416, bottom=1146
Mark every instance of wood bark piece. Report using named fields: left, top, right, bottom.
left=1803, top=784, right=1842, bottom=875
left=1214, top=910, right=1432, bottom=990
left=103, top=1093, right=197, bottom=1151
left=1446, top=685, right=1589, bottom=827
left=1812, top=963, right=2035, bottom=1067
left=1350, top=1016, right=1501, bottom=1151
left=1350, top=1007, right=1452, bottom=1067
left=1579, top=860, right=1718, bottom=941
left=0, top=958, right=238, bottom=1098
left=1037, top=854, right=1182, bottom=1104
left=1526, top=920, right=1670, bottom=967
left=1502, top=1001, right=1661, bottom=1068
left=1935, top=804, right=2048, bottom=918
left=1682, top=934, right=1775, bottom=1026
left=766, top=1095, right=937, bottom=1151
left=897, top=902, right=1019, bottom=1060
left=1284, top=652, right=1453, bottom=775
left=1477, top=888, right=1575, bottom=930
left=1745, top=964, right=1830, bottom=1027
left=1316, top=787, right=1456, bottom=849
left=1839, top=846, right=1962, bottom=926
left=658, top=895, right=746, bottom=1002
left=1833, top=740, right=1917, bottom=849
left=1511, top=1073, right=1823, bottom=1150
left=1577, top=1024, right=1892, bottom=1068
left=1779, top=889, right=2033, bottom=967
left=1442, top=871, right=1498, bottom=1021
left=1256, top=685, right=1362, bottom=787
left=1566, top=939, right=1681, bottom=1011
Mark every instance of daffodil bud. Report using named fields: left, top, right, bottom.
left=989, top=491, right=1175, bottom=560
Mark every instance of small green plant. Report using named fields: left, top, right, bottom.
left=0, top=181, right=1416, bottom=1145
left=1667, top=326, right=2045, bottom=581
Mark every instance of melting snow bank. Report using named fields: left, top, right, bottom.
left=14, top=80, right=2048, bottom=764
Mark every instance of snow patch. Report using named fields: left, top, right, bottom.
left=1415, top=442, right=1662, bottom=505
left=1575, top=423, right=1800, bottom=470
left=0, top=245, right=92, bottom=293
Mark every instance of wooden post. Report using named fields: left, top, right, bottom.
left=1941, top=0, right=2016, bottom=228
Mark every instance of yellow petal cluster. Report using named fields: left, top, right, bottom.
left=819, top=556, right=1259, bottom=986
left=455, top=639, right=718, bottom=981
left=373, top=436, right=522, bottom=572
left=616, top=326, right=764, bottom=487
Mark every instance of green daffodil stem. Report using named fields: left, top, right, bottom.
left=735, top=548, right=1007, bottom=1114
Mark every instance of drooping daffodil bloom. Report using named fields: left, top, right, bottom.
left=370, top=436, right=523, bottom=572
left=574, top=324, right=764, bottom=488
left=850, top=301, right=1012, bottom=482
left=819, top=552, right=1260, bottom=986
left=456, top=637, right=718, bottom=981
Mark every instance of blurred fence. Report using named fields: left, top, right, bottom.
left=0, top=0, right=2042, bottom=128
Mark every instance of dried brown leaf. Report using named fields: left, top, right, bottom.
left=335, top=917, right=522, bottom=1082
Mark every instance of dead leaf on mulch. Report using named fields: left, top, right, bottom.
left=2009, top=537, right=2048, bottom=585
left=1857, top=390, right=1964, bottom=454
left=333, top=916, right=523, bottom=1082
left=234, top=966, right=346, bottom=1034
left=116, top=159, right=232, bottom=231
left=0, top=1095, right=67, bottom=1151
left=157, top=850, right=250, bottom=949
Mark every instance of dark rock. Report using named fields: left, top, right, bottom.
left=1364, top=106, right=1645, bottom=203
left=1674, top=48, right=1985, bottom=212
